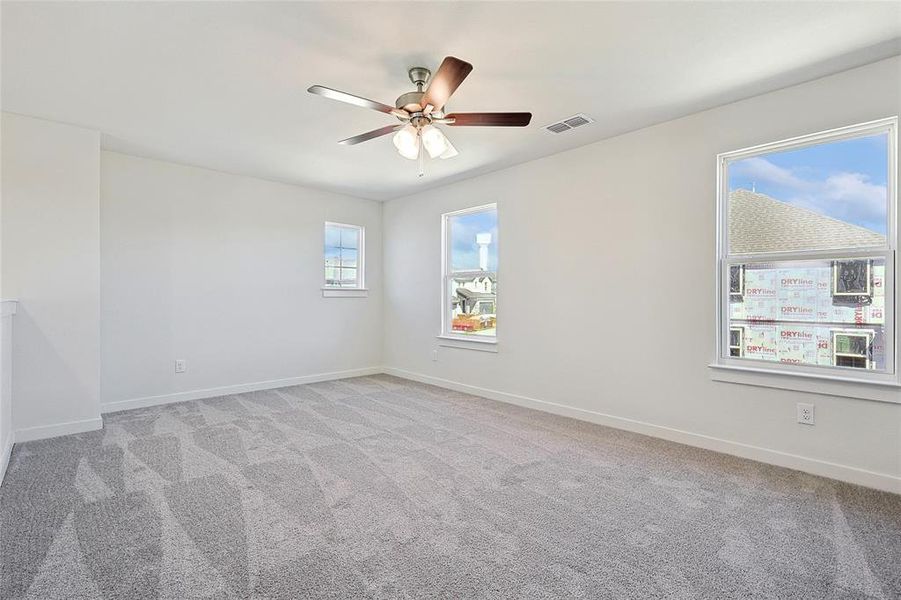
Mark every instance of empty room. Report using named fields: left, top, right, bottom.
left=1, top=1, right=900, bottom=598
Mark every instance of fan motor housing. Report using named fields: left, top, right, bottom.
left=396, top=91, right=424, bottom=113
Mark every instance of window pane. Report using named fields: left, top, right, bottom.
left=325, top=225, right=341, bottom=248
left=340, top=227, right=359, bottom=249
left=449, top=274, right=496, bottom=337
left=835, top=355, right=868, bottom=369
left=728, top=133, right=888, bottom=254
left=325, top=266, right=339, bottom=285
left=449, top=208, right=497, bottom=272
left=728, top=257, right=886, bottom=371
left=340, top=268, right=357, bottom=286
left=340, top=248, right=358, bottom=268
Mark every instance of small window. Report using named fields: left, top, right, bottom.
left=324, top=222, right=364, bottom=289
left=832, top=331, right=874, bottom=370
left=729, top=327, right=744, bottom=357
left=832, top=259, right=872, bottom=298
left=442, top=205, right=497, bottom=340
left=729, top=265, right=744, bottom=302
left=716, top=117, right=896, bottom=383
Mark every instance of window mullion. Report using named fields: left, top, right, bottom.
left=725, top=248, right=891, bottom=264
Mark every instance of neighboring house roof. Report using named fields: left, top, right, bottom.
left=729, top=189, right=886, bottom=254
left=455, top=287, right=494, bottom=300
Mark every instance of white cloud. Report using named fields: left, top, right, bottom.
left=731, top=157, right=810, bottom=191
left=811, top=171, right=887, bottom=228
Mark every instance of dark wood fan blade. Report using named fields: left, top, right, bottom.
left=420, top=57, right=473, bottom=114
left=445, top=112, right=532, bottom=127
left=308, top=85, right=409, bottom=118
left=338, top=124, right=403, bottom=145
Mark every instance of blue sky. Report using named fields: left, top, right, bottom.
left=450, top=209, right=497, bottom=272
left=729, top=132, right=888, bottom=234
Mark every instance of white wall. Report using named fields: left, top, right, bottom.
left=1, top=113, right=102, bottom=439
left=382, top=57, right=901, bottom=492
left=100, top=152, right=382, bottom=410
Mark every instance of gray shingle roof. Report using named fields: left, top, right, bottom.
left=729, top=189, right=886, bottom=254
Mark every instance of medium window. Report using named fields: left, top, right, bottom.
left=442, top=205, right=497, bottom=339
left=324, top=222, right=363, bottom=289
left=717, top=118, right=896, bottom=381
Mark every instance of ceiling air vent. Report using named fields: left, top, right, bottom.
left=545, top=113, right=594, bottom=134
left=546, top=122, right=571, bottom=134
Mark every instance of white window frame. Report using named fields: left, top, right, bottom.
left=439, top=204, right=498, bottom=351
left=711, top=117, right=900, bottom=399
left=322, top=222, right=367, bottom=297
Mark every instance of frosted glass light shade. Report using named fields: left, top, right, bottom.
left=393, top=124, right=419, bottom=160
left=439, top=139, right=458, bottom=159
left=421, top=125, right=448, bottom=158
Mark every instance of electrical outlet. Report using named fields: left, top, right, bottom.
left=796, top=403, right=815, bottom=425
left=432, top=350, right=439, bottom=362
left=175, top=359, right=186, bottom=373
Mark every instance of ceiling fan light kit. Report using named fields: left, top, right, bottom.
left=420, top=125, right=448, bottom=158
left=308, top=56, right=532, bottom=176
left=393, top=124, right=420, bottom=160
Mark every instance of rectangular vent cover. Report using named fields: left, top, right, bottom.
left=546, top=122, right=571, bottom=134
left=545, top=113, right=594, bottom=134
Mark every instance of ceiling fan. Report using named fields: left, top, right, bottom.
left=308, top=56, right=531, bottom=175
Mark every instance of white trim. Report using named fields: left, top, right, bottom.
left=441, top=203, right=497, bottom=218
left=709, top=363, right=901, bottom=404
left=101, top=366, right=382, bottom=413
left=321, top=288, right=369, bottom=298
left=437, top=335, right=499, bottom=353
left=0, top=438, right=12, bottom=486
left=719, top=116, right=899, bottom=171
left=383, top=367, right=901, bottom=495
left=14, top=416, right=103, bottom=443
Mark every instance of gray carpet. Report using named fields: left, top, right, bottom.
left=1, top=374, right=899, bottom=599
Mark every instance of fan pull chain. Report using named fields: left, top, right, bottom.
left=417, top=130, right=424, bottom=177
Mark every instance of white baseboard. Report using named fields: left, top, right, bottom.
left=101, top=367, right=383, bottom=414
left=383, top=367, right=901, bottom=495
left=14, top=416, right=104, bottom=443
left=0, top=437, right=12, bottom=486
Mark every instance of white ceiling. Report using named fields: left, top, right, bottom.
left=2, top=2, right=900, bottom=201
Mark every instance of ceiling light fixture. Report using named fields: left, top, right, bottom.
left=308, top=56, right=532, bottom=177
left=420, top=124, right=448, bottom=158
left=392, top=124, right=420, bottom=160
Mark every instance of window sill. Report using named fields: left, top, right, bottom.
left=321, top=288, right=368, bottom=298
left=708, top=363, right=901, bottom=404
left=437, top=335, right=498, bottom=353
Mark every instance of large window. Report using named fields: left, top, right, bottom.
left=324, top=222, right=364, bottom=289
left=441, top=204, right=497, bottom=340
left=716, top=118, right=897, bottom=383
